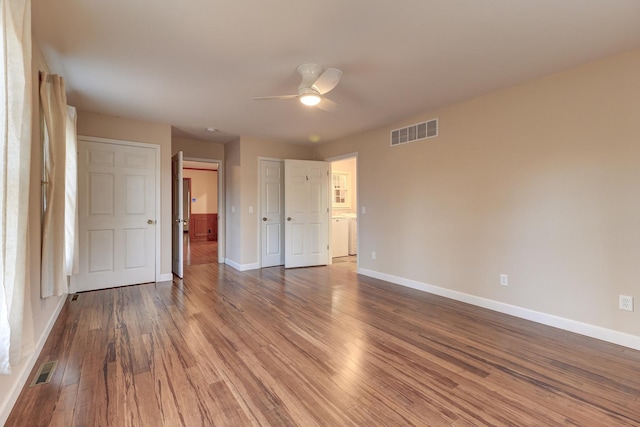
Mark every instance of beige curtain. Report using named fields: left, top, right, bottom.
left=0, top=0, right=33, bottom=375
left=40, top=73, right=68, bottom=298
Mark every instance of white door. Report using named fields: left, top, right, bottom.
left=260, top=160, right=284, bottom=267
left=284, top=159, right=330, bottom=268
left=172, top=151, right=184, bottom=278
left=75, top=139, right=157, bottom=292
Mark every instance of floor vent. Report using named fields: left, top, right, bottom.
left=391, top=118, right=438, bottom=147
left=30, top=361, right=57, bottom=387
left=71, top=294, right=79, bottom=301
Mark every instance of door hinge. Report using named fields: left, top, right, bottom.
left=327, top=245, right=329, bottom=250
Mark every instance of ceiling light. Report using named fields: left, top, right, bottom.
left=298, top=86, right=322, bottom=106
left=206, top=127, right=217, bottom=132
left=299, top=93, right=321, bottom=106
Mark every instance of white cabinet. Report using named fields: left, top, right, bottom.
left=332, top=218, right=349, bottom=258
left=332, top=172, right=350, bottom=208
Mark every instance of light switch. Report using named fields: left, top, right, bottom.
left=249, top=206, right=254, bottom=214
left=361, top=206, right=366, bottom=214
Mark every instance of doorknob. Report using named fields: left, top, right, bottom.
left=148, top=219, right=156, bottom=225
left=262, top=217, right=267, bottom=221
left=174, top=218, right=182, bottom=223
left=287, top=217, right=292, bottom=221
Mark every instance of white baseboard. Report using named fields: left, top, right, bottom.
left=358, top=267, right=640, bottom=351
left=224, top=258, right=259, bottom=272
left=0, top=295, right=66, bottom=426
left=158, top=273, right=173, bottom=282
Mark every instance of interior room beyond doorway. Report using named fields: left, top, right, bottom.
left=183, top=160, right=219, bottom=265
left=330, top=155, right=357, bottom=267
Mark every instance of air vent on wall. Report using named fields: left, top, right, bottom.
left=390, top=118, right=438, bottom=146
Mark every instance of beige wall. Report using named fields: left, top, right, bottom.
left=183, top=169, right=218, bottom=214
left=316, top=48, right=640, bottom=337
left=172, top=136, right=224, bottom=160
left=225, top=136, right=314, bottom=266
left=77, top=111, right=172, bottom=278
left=225, top=139, right=242, bottom=263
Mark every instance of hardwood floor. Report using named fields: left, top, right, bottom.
left=184, top=233, right=217, bottom=266
left=7, top=251, right=640, bottom=426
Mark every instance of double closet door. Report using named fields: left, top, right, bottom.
left=260, top=159, right=330, bottom=269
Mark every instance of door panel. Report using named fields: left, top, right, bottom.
left=89, top=174, right=114, bottom=214
left=75, top=140, right=156, bottom=292
left=260, top=160, right=285, bottom=267
left=265, top=223, right=281, bottom=255
left=125, top=176, right=146, bottom=213
left=88, top=230, right=113, bottom=273
left=124, top=229, right=146, bottom=268
left=284, top=159, right=329, bottom=268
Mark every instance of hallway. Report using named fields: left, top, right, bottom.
left=183, top=233, right=217, bottom=266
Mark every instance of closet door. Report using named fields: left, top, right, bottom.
left=284, top=159, right=329, bottom=268
left=75, top=139, right=157, bottom=292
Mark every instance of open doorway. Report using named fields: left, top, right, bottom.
left=182, top=160, right=219, bottom=266
left=328, top=154, right=358, bottom=269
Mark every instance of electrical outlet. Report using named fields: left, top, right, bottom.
left=500, top=274, right=508, bottom=287
left=619, top=295, right=634, bottom=312
left=371, top=251, right=376, bottom=260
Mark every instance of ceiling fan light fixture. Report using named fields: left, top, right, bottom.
left=299, top=93, right=321, bottom=106
left=253, top=64, right=341, bottom=110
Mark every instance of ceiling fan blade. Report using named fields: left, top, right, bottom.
left=312, top=68, right=342, bottom=95
left=315, top=97, right=342, bottom=112
left=253, top=94, right=298, bottom=101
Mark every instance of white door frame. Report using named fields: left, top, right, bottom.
left=325, top=152, right=359, bottom=269
left=71, top=135, right=162, bottom=291
left=183, top=156, right=225, bottom=263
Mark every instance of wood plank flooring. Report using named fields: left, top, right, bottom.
left=184, top=234, right=217, bottom=266
left=7, top=252, right=640, bottom=426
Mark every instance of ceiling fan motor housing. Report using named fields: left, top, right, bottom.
left=298, top=86, right=321, bottom=97
left=297, top=63, right=324, bottom=90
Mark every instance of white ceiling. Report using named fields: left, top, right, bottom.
left=32, top=0, right=640, bottom=145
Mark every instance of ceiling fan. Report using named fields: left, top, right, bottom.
left=253, top=63, right=343, bottom=112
